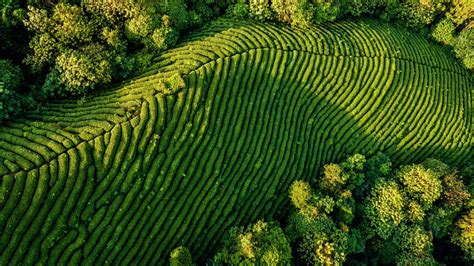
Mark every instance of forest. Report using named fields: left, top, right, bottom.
left=0, top=0, right=472, bottom=265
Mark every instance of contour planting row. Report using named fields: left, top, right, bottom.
left=0, top=19, right=472, bottom=264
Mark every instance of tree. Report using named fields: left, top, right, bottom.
left=453, top=26, right=474, bottom=70
left=0, top=60, right=23, bottom=122
left=289, top=180, right=312, bottom=209
left=363, top=180, right=405, bottom=239
left=432, top=18, right=456, bottom=45
left=170, top=246, right=193, bottom=266
left=396, top=164, right=443, bottom=208
left=249, top=0, right=273, bottom=21
left=446, top=0, right=474, bottom=27
left=452, top=209, right=474, bottom=261
left=214, top=220, right=292, bottom=264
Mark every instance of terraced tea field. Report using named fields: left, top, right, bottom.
left=0, top=19, right=472, bottom=263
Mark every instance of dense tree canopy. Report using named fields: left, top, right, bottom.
left=214, top=154, right=473, bottom=265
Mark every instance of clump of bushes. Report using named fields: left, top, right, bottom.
left=214, top=153, right=472, bottom=265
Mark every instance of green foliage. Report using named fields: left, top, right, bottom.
left=453, top=27, right=474, bottom=70
left=427, top=206, right=458, bottom=238
left=300, top=227, right=348, bottom=265
left=289, top=180, right=312, bottom=209
left=19, top=0, right=210, bottom=100
left=150, top=26, right=179, bottom=50
left=396, top=164, right=442, bottom=208
left=311, top=0, right=340, bottom=24
left=227, top=3, right=250, bottom=19
left=387, top=0, right=445, bottom=29
left=432, top=18, right=455, bottom=45
left=397, top=225, right=433, bottom=258
left=446, top=0, right=474, bottom=26
left=452, top=209, right=474, bottom=260
left=249, top=0, right=273, bottom=21
left=284, top=154, right=472, bottom=264
left=170, top=246, right=193, bottom=266
left=320, top=163, right=345, bottom=194
left=442, top=172, right=470, bottom=208
left=215, top=220, right=292, bottom=265
left=0, top=59, right=22, bottom=121
left=53, top=47, right=112, bottom=94
left=364, top=180, right=405, bottom=239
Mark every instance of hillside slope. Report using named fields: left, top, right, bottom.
left=0, top=19, right=472, bottom=264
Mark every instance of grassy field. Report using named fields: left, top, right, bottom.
left=0, top=19, right=472, bottom=263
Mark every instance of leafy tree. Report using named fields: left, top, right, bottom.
left=396, top=164, right=443, bottom=208
left=446, top=0, right=474, bottom=27
left=364, top=180, right=405, bottom=239
left=214, top=220, right=292, bottom=264
left=311, top=0, right=340, bottom=24
left=0, top=59, right=23, bottom=122
left=53, top=46, right=112, bottom=94
left=289, top=180, right=312, bottom=209
left=170, top=246, right=193, bottom=266
left=249, top=0, right=273, bottom=21
left=453, top=26, right=474, bottom=70
left=320, top=163, right=346, bottom=194
left=226, top=3, right=250, bottom=19
left=452, top=209, right=473, bottom=261
left=432, top=18, right=455, bottom=45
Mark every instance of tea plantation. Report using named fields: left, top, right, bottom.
left=0, top=19, right=472, bottom=264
